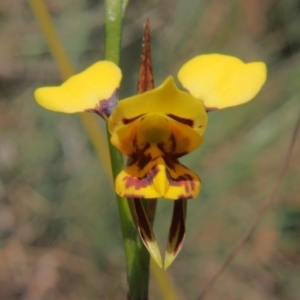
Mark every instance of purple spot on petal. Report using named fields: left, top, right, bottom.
left=85, top=90, right=118, bottom=117
left=99, top=91, right=118, bottom=117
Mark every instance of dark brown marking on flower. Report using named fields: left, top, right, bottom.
left=140, top=229, right=149, bottom=245
left=136, top=153, right=152, bottom=170
left=137, top=19, right=154, bottom=93
left=205, top=106, right=218, bottom=112
left=158, top=134, right=176, bottom=155
left=157, top=135, right=186, bottom=168
left=168, top=200, right=186, bottom=253
left=123, top=165, right=160, bottom=190
left=166, top=168, right=195, bottom=196
left=174, top=152, right=188, bottom=159
left=157, top=141, right=167, bottom=156
left=134, top=200, right=152, bottom=244
left=168, top=134, right=176, bottom=153
left=157, top=134, right=188, bottom=160
left=163, top=157, right=176, bottom=170
left=167, top=114, right=194, bottom=127
left=130, top=139, right=152, bottom=170
left=124, top=193, right=145, bottom=199
left=177, top=194, right=193, bottom=200
left=122, top=114, right=145, bottom=125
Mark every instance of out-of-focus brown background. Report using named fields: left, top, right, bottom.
left=0, top=0, right=299, bottom=299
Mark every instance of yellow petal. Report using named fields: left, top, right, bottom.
left=34, top=61, right=122, bottom=113
left=108, top=76, right=208, bottom=136
left=177, top=54, right=267, bottom=109
left=111, top=113, right=203, bottom=157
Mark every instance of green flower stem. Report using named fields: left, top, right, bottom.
left=104, top=1, right=150, bottom=299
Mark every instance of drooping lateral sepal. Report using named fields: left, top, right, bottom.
left=128, top=198, right=162, bottom=268
left=164, top=199, right=187, bottom=269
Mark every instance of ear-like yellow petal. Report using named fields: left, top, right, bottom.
left=178, top=54, right=267, bottom=110
left=108, top=76, right=207, bottom=136
left=34, top=61, right=122, bottom=113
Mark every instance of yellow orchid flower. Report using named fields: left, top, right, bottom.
left=108, top=77, right=207, bottom=199
left=34, top=53, right=266, bottom=200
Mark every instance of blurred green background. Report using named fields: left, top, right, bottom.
left=0, top=0, right=299, bottom=299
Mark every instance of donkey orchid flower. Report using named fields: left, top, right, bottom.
left=34, top=51, right=266, bottom=269
left=108, top=76, right=207, bottom=200
left=34, top=54, right=266, bottom=201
